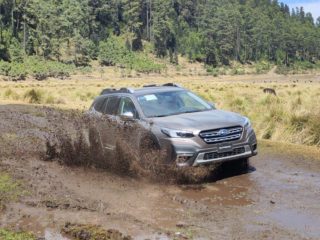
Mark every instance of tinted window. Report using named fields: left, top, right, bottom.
left=118, top=97, right=139, bottom=119
left=94, top=97, right=107, bottom=113
left=103, top=96, right=120, bottom=115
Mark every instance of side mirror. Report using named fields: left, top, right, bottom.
left=208, top=102, right=216, bottom=109
left=120, top=112, right=134, bottom=121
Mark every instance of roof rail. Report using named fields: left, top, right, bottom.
left=162, top=83, right=182, bottom=88
left=100, top=87, right=134, bottom=95
left=142, top=83, right=182, bottom=88
left=143, top=84, right=157, bottom=88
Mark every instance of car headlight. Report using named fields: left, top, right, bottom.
left=161, top=128, right=194, bottom=138
left=244, top=117, right=251, bottom=128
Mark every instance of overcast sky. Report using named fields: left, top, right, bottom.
left=281, top=0, right=320, bottom=20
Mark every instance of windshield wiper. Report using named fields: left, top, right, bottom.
left=151, top=110, right=207, bottom=118
left=151, top=114, right=171, bottom=118
left=179, top=110, right=207, bottom=114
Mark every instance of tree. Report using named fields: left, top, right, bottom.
left=316, top=17, right=320, bottom=27
left=122, top=0, right=143, bottom=51
left=0, top=0, right=319, bottom=68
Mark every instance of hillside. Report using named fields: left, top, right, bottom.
left=0, top=0, right=320, bottom=80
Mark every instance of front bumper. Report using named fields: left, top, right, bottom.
left=192, top=144, right=256, bottom=166
left=161, top=130, right=258, bottom=167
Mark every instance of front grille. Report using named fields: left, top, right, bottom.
left=203, top=147, right=245, bottom=160
left=199, top=126, right=243, bottom=144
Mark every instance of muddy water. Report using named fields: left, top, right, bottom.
left=266, top=208, right=320, bottom=238
left=177, top=176, right=253, bottom=206
left=10, top=215, right=70, bottom=240
left=150, top=151, right=320, bottom=239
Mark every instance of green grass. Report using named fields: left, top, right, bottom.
left=0, top=173, right=23, bottom=209
left=0, top=229, right=35, bottom=240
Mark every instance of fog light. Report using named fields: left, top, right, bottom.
left=176, top=154, right=193, bottom=165
left=252, top=144, right=257, bottom=151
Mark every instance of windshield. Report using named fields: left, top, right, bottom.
left=137, top=90, right=212, bottom=118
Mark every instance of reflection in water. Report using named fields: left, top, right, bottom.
left=267, top=208, right=320, bottom=238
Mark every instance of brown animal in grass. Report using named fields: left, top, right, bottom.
left=263, top=88, right=277, bottom=96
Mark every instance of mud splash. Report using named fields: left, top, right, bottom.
left=43, top=109, right=221, bottom=184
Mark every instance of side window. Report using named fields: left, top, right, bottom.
left=103, top=96, right=120, bottom=115
left=94, top=97, right=107, bottom=113
left=118, top=97, right=139, bottom=119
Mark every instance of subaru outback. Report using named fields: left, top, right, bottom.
left=89, top=83, right=257, bottom=167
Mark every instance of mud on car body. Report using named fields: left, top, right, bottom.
left=89, top=83, right=258, bottom=167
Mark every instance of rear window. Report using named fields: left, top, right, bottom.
left=103, top=96, right=120, bottom=115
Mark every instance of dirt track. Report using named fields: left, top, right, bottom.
left=0, top=104, right=320, bottom=239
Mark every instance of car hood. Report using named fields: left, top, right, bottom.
left=150, top=110, right=245, bottom=132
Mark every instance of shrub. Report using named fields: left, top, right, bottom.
left=8, top=38, right=24, bottom=63
left=24, top=57, right=74, bottom=80
left=290, top=113, right=320, bottom=145
left=262, top=125, right=274, bottom=139
left=3, top=88, right=19, bottom=100
left=206, top=67, right=219, bottom=77
left=230, top=67, right=245, bottom=75
left=24, top=89, right=43, bottom=104
left=8, top=62, right=27, bottom=80
left=45, top=95, right=56, bottom=104
left=0, top=57, right=75, bottom=80
left=0, top=61, right=11, bottom=76
left=275, top=61, right=320, bottom=74
left=290, top=114, right=309, bottom=131
left=99, top=36, right=164, bottom=73
left=99, top=36, right=127, bottom=66
left=255, top=61, right=271, bottom=74
left=308, top=115, right=320, bottom=145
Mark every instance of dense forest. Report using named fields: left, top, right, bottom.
left=0, top=0, right=320, bottom=78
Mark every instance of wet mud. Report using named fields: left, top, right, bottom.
left=0, top=104, right=320, bottom=239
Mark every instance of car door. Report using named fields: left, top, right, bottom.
left=117, top=96, right=141, bottom=146
left=118, top=97, right=139, bottom=119
left=99, top=96, right=120, bottom=151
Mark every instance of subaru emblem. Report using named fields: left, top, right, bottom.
left=218, top=129, right=229, bottom=136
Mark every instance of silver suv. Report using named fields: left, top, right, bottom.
left=89, top=83, right=257, bottom=167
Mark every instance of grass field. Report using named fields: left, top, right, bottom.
left=0, top=66, right=319, bottom=147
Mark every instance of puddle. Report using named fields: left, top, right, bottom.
left=177, top=175, right=254, bottom=207
left=267, top=208, right=320, bottom=238
left=13, top=215, right=70, bottom=240
left=44, top=229, right=70, bottom=240
left=151, top=175, right=254, bottom=230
